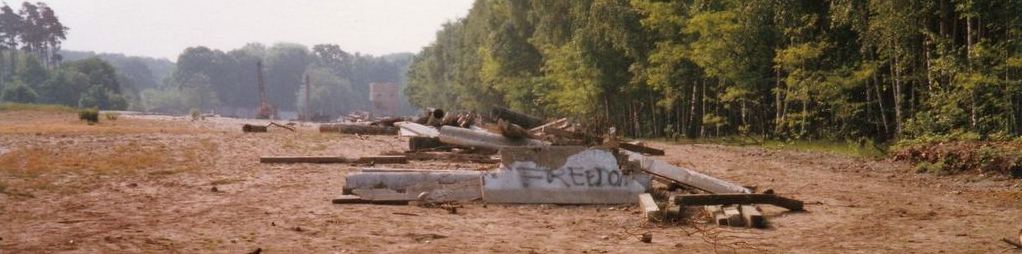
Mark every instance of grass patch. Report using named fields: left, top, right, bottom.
left=663, top=136, right=887, bottom=159
left=104, top=112, right=120, bottom=121
left=760, top=140, right=887, bottom=159
left=0, top=103, right=75, bottom=113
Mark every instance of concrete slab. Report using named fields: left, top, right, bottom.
left=482, top=148, right=649, bottom=204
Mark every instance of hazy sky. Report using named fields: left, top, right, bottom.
left=13, top=0, right=475, bottom=60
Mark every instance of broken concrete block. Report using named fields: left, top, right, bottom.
left=622, top=150, right=750, bottom=194
left=722, top=205, right=745, bottom=227
left=344, top=170, right=481, bottom=193
left=638, top=193, right=660, bottom=221
left=482, top=148, right=649, bottom=204
left=740, top=205, right=766, bottom=228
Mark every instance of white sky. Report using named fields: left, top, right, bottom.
left=13, top=0, right=475, bottom=61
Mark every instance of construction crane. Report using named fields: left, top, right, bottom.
left=255, top=60, right=276, bottom=119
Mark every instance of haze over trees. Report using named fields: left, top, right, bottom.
left=143, top=43, right=415, bottom=117
left=405, top=0, right=1022, bottom=142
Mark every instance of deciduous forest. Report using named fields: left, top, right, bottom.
left=405, top=0, right=1022, bottom=142
left=0, top=2, right=416, bottom=118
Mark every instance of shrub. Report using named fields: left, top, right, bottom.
left=79, top=108, right=99, bottom=124
left=190, top=108, right=202, bottom=121
left=103, top=112, right=119, bottom=121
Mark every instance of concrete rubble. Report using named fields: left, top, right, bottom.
left=279, top=106, right=801, bottom=229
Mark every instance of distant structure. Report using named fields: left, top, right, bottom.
left=369, top=82, right=399, bottom=117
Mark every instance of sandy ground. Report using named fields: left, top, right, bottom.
left=1, top=110, right=1020, bottom=253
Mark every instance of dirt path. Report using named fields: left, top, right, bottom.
left=1, top=113, right=1019, bottom=253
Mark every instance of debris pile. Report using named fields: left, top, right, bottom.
left=258, top=106, right=803, bottom=229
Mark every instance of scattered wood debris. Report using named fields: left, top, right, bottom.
left=319, top=123, right=398, bottom=135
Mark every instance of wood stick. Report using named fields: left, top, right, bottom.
left=620, top=141, right=665, bottom=156
left=259, top=156, right=407, bottom=164
left=319, top=124, right=398, bottom=135
left=331, top=195, right=410, bottom=205
left=674, top=193, right=804, bottom=211
left=352, top=156, right=408, bottom=164
left=1001, top=238, right=1022, bottom=249
left=260, top=156, right=346, bottom=163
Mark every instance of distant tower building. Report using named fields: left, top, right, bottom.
left=369, top=82, right=399, bottom=117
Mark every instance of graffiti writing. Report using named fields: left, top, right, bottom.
left=512, top=165, right=627, bottom=188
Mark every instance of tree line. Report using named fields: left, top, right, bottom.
left=0, top=2, right=131, bottom=110
left=405, top=0, right=1022, bottom=142
left=146, top=43, right=415, bottom=118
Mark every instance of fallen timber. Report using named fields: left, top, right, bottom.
left=438, top=126, right=549, bottom=151
left=259, top=155, right=407, bottom=164
left=242, top=124, right=267, bottom=133
left=622, top=150, right=751, bottom=194
left=319, top=124, right=398, bottom=135
left=396, top=122, right=440, bottom=138
left=401, top=151, right=499, bottom=164
left=491, top=106, right=545, bottom=129
left=673, top=193, right=804, bottom=211
left=619, top=141, right=665, bottom=156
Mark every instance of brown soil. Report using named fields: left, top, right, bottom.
left=1, top=111, right=1020, bottom=253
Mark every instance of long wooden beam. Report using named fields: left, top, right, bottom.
left=673, top=193, right=804, bottom=211
left=259, top=155, right=407, bottom=164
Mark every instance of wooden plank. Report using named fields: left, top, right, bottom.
left=722, top=205, right=745, bottom=227
left=638, top=193, right=660, bottom=221
left=241, top=124, right=267, bottom=132
left=403, top=152, right=499, bottom=164
left=528, top=118, right=569, bottom=135
left=740, top=205, right=766, bottom=228
left=395, top=122, right=440, bottom=138
left=320, top=124, right=398, bottom=135
left=260, top=156, right=347, bottom=164
left=622, top=150, right=750, bottom=194
left=352, top=156, right=408, bottom=164
left=704, top=205, right=727, bottom=226
left=673, top=193, right=804, bottom=211
left=619, top=141, right=665, bottom=156
left=331, top=195, right=410, bottom=205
